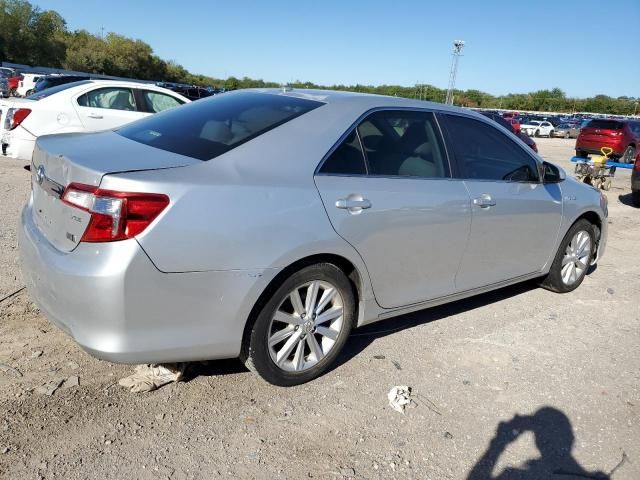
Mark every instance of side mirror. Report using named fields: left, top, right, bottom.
left=542, top=161, right=566, bottom=183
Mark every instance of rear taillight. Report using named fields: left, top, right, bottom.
left=62, top=183, right=169, bottom=242
left=5, top=108, right=31, bottom=130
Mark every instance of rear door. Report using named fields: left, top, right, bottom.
left=439, top=113, right=563, bottom=291
left=74, top=86, right=144, bottom=130
left=314, top=109, right=471, bottom=309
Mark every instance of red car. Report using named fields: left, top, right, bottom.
left=576, top=119, right=640, bottom=163
left=7, top=74, right=22, bottom=96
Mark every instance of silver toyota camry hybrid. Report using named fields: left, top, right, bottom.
left=19, top=89, right=608, bottom=386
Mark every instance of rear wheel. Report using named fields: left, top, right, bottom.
left=241, top=263, right=356, bottom=386
left=621, top=145, right=636, bottom=164
left=540, top=219, right=595, bottom=293
left=25, top=89, right=33, bottom=96
left=535, top=129, right=540, bottom=137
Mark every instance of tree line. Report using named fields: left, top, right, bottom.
left=0, top=0, right=637, bottom=115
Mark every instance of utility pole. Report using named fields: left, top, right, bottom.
left=445, top=40, right=465, bottom=105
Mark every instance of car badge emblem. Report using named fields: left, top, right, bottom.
left=36, top=165, right=46, bottom=185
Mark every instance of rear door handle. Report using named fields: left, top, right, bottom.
left=473, top=194, right=496, bottom=208
left=87, top=113, right=103, bottom=119
left=336, top=195, right=371, bottom=214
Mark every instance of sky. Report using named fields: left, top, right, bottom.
left=33, top=0, right=640, bottom=98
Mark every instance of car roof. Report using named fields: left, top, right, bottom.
left=247, top=88, right=478, bottom=117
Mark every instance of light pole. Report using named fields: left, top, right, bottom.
left=445, top=40, right=465, bottom=105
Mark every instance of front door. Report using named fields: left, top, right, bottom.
left=314, top=110, right=471, bottom=309
left=439, top=113, right=563, bottom=291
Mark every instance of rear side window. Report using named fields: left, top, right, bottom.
left=319, top=130, right=367, bottom=175
left=586, top=120, right=623, bottom=130
left=357, top=110, right=449, bottom=178
left=77, top=87, right=136, bottom=111
left=27, top=80, right=92, bottom=101
left=442, top=114, right=539, bottom=182
left=117, top=92, right=323, bottom=160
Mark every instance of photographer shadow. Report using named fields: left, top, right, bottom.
left=468, top=407, right=611, bottom=480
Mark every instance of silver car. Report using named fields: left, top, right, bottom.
left=19, top=89, right=608, bottom=386
left=552, top=123, right=581, bottom=139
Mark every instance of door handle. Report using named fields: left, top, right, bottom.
left=336, top=195, right=371, bottom=214
left=87, top=113, right=103, bottom=119
left=473, top=194, right=496, bottom=208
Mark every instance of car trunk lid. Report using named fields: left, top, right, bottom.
left=30, top=130, right=199, bottom=252
left=579, top=120, right=624, bottom=141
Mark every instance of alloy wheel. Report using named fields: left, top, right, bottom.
left=267, top=280, right=345, bottom=372
left=560, top=230, right=591, bottom=286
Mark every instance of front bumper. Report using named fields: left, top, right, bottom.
left=19, top=199, right=277, bottom=364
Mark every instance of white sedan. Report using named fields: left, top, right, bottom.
left=520, top=120, right=554, bottom=137
left=1, top=80, right=189, bottom=161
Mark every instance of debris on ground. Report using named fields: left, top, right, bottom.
left=35, top=378, right=64, bottom=396
left=0, top=363, right=22, bottom=377
left=62, top=376, right=80, bottom=389
left=387, top=385, right=413, bottom=414
left=118, top=364, right=185, bottom=393
left=30, top=350, right=43, bottom=358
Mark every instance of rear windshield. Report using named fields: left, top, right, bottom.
left=586, top=120, right=623, bottom=130
left=27, top=80, right=92, bottom=100
left=117, top=91, right=324, bottom=160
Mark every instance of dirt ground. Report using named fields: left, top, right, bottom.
left=0, top=137, right=638, bottom=480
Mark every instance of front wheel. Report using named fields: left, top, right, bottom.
left=621, top=145, right=636, bottom=164
left=241, top=263, right=356, bottom=386
left=540, top=219, right=595, bottom=293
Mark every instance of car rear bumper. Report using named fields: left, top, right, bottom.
left=576, top=139, right=624, bottom=156
left=19, top=198, right=278, bottom=364
left=4, top=126, right=36, bottom=161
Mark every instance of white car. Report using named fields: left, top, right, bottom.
left=16, top=73, right=41, bottom=97
left=520, top=120, right=554, bottom=137
left=1, top=80, right=189, bottom=161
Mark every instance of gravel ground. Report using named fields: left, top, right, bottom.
left=0, top=137, right=638, bottom=479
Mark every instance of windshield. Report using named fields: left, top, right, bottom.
left=118, top=91, right=324, bottom=160
left=27, top=80, right=93, bottom=101
left=586, top=120, right=623, bottom=130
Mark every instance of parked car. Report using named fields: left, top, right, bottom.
left=7, top=73, right=23, bottom=96
left=480, top=112, right=538, bottom=152
left=552, top=123, right=581, bottom=139
left=1, top=80, right=188, bottom=161
left=16, top=73, right=41, bottom=97
left=0, top=77, right=8, bottom=98
left=158, top=83, right=219, bottom=101
left=31, top=74, right=90, bottom=94
left=632, top=151, right=640, bottom=206
left=19, top=89, right=608, bottom=386
left=575, top=119, right=640, bottom=163
left=521, top=120, right=554, bottom=137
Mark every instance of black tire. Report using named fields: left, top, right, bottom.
left=25, top=89, right=33, bottom=96
left=534, top=129, right=540, bottom=137
left=621, top=145, right=636, bottom=164
left=632, top=190, right=640, bottom=207
left=241, top=263, right=356, bottom=386
left=540, top=219, right=596, bottom=293
left=576, top=149, right=588, bottom=159
left=565, top=132, right=570, bottom=139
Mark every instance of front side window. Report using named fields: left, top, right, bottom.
left=356, top=110, right=448, bottom=178
left=319, top=130, right=366, bottom=175
left=143, top=90, right=183, bottom=113
left=441, top=114, right=539, bottom=182
left=117, top=91, right=323, bottom=161
left=77, top=87, right=136, bottom=111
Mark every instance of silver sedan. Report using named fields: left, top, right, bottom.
left=19, top=89, right=608, bottom=386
